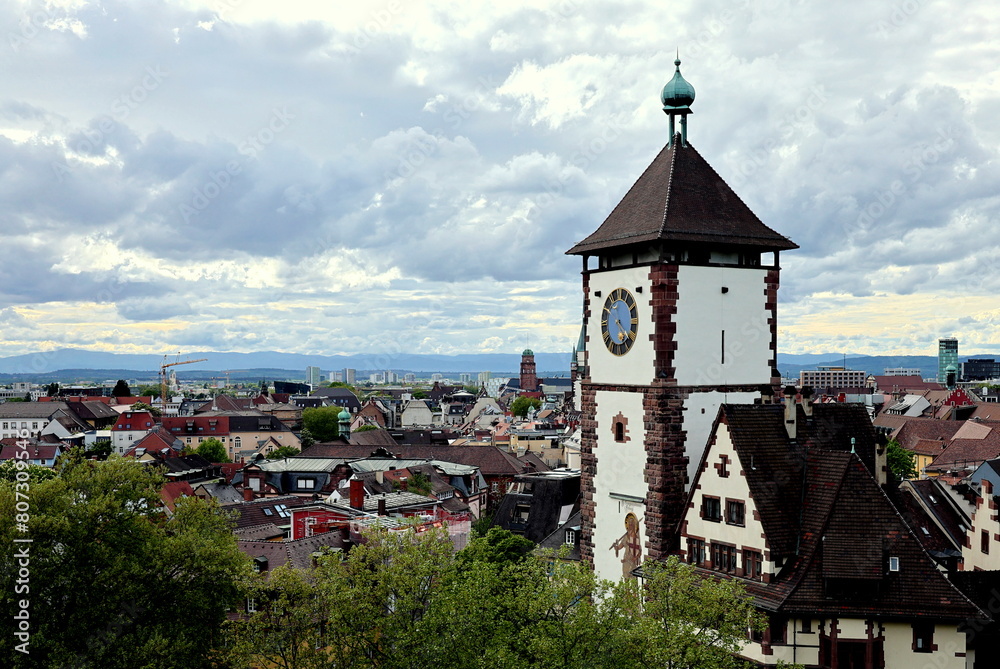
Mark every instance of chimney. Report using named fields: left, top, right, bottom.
left=800, top=386, right=814, bottom=417
left=377, top=497, right=387, bottom=516
left=375, top=469, right=384, bottom=484
left=349, top=479, right=365, bottom=510
left=242, top=486, right=254, bottom=502
left=400, top=477, right=408, bottom=491
left=784, top=386, right=798, bottom=441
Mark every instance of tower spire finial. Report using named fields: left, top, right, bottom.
left=661, top=54, right=695, bottom=147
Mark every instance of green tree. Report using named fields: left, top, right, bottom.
left=631, top=557, right=768, bottom=669
left=301, top=406, right=342, bottom=442
left=886, top=439, right=917, bottom=480
left=269, top=445, right=301, bottom=459
left=326, top=381, right=358, bottom=394
left=510, top=395, right=542, bottom=417
left=46, top=382, right=59, bottom=397
left=0, top=457, right=251, bottom=668
left=85, top=438, right=114, bottom=460
left=220, top=527, right=783, bottom=669
left=355, top=423, right=379, bottom=432
left=195, top=437, right=230, bottom=463
left=0, top=459, right=58, bottom=484
left=299, top=427, right=316, bottom=449
left=112, top=379, right=131, bottom=397
left=137, top=384, right=161, bottom=398
left=458, top=526, right=534, bottom=565
left=411, top=389, right=429, bottom=399
left=130, top=401, right=162, bottom=417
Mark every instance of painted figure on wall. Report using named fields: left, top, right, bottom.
left=610, top=512, right=642, bottom=578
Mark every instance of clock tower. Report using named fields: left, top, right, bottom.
left=567, top=59, right=797, bottom=580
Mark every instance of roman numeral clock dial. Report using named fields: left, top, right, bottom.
left=600, top=288, right=638, bottom=356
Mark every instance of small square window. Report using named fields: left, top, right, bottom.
left=702, top=497, right=721, bottom=522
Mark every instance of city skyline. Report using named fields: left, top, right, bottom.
left=3, top=1, right=1000, bottom=358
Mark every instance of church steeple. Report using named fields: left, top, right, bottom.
left=661, top=53, right=695, bottom=146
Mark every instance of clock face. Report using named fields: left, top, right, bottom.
left=601, top=288, right=639, bottom=356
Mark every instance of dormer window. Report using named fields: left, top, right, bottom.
left=565, top=529, right=576, bottom=545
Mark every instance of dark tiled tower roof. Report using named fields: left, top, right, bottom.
left=566, top=140, right=797, bottom=255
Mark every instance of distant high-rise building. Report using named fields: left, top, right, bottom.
left=938, top=338, right=959, bottom=385
left=306, top=366, right=322, bottom=387
left=403, top=373, right=416, bottom=383
left=385, top=370, right=398, bottom=383
left=370, top=372, right=385, bottom=384
left=343, top=368, right=356, bottom=384
left=459, top=373, right=472, bottom=385
left=330, top=371, right=344, bottom=383
left=431, top=373, right=443, bottom=382
left=799, top=366, right=866, bottom=389
left=478, top=371, right=492, bottom=385
left=962, top=358, right=1000, bottom=382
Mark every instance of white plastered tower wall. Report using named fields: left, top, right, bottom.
left=567, top=59, right=797, bottom=574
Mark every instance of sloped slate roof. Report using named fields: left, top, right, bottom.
left=567, top=140, right=796, bottom=255
left=702, top=403, right=983, bottom=623
left=301, top=443, right=525, bottom=477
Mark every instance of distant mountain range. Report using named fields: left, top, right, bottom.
left=0, top=348, right=572, bottom=381
left=1, top=348, right=997, bottom=384
left=776, top=354, right=1000, bottom=382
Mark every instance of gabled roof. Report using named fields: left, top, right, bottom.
left=111, top=411, right=156, bottom=432
left=687, top=402, right=984, bottom=623
left=224, top=495, right=309, bottom=529
left=238, top=530, right=347, bottom=570
left=300, top=443, right=525, bottom=477
left=0, top=402, right=70, bottom=419
left=567, top=141, right=797, bottom=256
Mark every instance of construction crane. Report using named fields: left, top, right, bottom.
left=222, top=370, right=248, bottom=387
left=160, top=356, right=207, bottom=410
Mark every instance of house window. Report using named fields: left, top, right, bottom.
left=565, top=529, right=576, bottom=545
left=614, top=422, right=625, bottom=442
left=913, top=622, right=934, bottom=653
left=982, top=529, right=990, bottom=554
left=800, top=619, right=812, bottom=634
left=743, top=550, right=763, bottom=580
left=702, top=496, right=721, bottom=522
left=726, top=500, right=745, bottom=526
left=712, top=543, right=737, bottom=572
left=769, top=615, right=787, bottom=645
left=234, top=436, right=242, bottom=450
left=297, top=478, right=315, bottom=490
left=246, top=598, right=257, bottom=613
left=687, top=538, right=706, bottom=566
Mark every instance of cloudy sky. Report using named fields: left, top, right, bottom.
left=1, top=0, right=998, bottom=361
